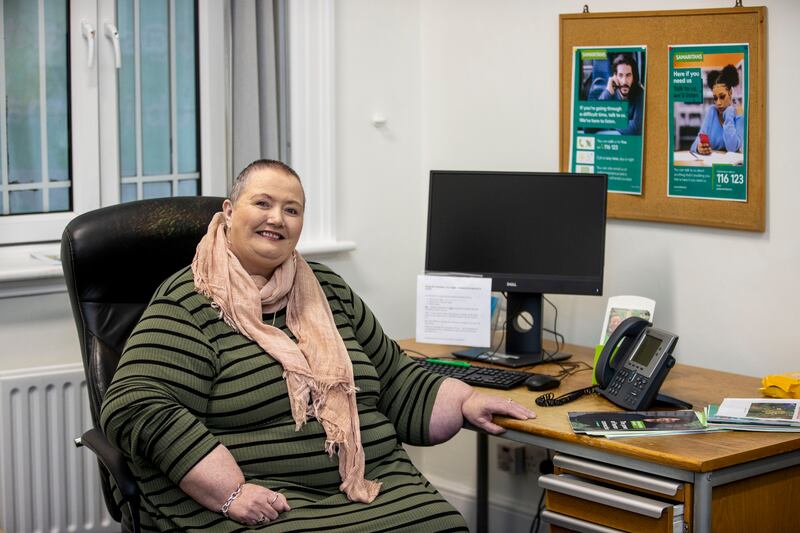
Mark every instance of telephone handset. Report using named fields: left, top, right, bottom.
left=595, top=317, right=689, bottom=411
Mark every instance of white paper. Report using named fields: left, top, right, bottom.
left=415, top=275, right=492, bottom=347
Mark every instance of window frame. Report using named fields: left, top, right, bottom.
left=0, top=0, right=348, bottom=297
left=289, top=0, right=347, bottom=252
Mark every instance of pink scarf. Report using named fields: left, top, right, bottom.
left=192, top=212, right=380, bottom=503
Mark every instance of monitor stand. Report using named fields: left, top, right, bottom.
left=452, top=292, right=572, bottom=368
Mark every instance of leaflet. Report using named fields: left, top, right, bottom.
left=714, top=398, right=800, bottom=424
left=568, top=409, right=706, bottom=437
left=599, top=295, right=656, bottom=345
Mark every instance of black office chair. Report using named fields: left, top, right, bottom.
left=62, top=196, right=224, bottom=533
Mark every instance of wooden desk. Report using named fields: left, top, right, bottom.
left=400, top=339, right=800, bottom=533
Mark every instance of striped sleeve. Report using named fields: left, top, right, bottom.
left=345, top=281, right=446, bottom=446
left=100, top=290, right=221, bottom=485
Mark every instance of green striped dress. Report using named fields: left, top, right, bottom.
left=100, top=263, right=468, bottom=532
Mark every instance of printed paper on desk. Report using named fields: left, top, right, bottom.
left=416, top=275, right=492, bottom=347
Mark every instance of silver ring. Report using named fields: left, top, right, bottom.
left=257, top=515, right=266, bottom=524
left=269, top=492, right=279, bottom=505
left=506, top=398, right=513, bottom=403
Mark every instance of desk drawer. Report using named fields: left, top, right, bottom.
left=542, top=510, right=624, bottom=533
left=540, top=474, right=684, bottom=533
left=553, top=454, right=685, bottom=500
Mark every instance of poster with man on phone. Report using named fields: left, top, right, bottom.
left=668, top=44, right=749, bottom=201
left=569, top=46, right=647, bottom=195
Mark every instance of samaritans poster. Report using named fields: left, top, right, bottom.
left=569, top=46, right=647, bottom=194
left=668, top=44, right=749, bottom=201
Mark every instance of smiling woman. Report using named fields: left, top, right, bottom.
left=223, top=160, right=306, bottom=278
left=100, top=159, right=533, bottom=531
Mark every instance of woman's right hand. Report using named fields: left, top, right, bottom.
left=697, top=141, right=712, bottom=155
left=227, top=483, right=291, bottom=526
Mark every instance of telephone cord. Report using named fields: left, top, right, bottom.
left=535, top=385, right=598, bottom=407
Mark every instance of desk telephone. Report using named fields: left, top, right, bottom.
left=536, top=317, right=691, bottom=410
left=595, top=317, right=687, bottom=410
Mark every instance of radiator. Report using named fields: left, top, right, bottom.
left=0, top=364, right=115, bottom=533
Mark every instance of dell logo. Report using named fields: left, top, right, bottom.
left=506, top=281, right=517, bottom=287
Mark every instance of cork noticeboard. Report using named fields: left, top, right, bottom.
left=559, top=7, right=766, bottom=231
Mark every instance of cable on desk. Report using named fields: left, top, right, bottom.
left=516, top=295, right=594, bottom=381
left=541, top=295, right=563, bottom=359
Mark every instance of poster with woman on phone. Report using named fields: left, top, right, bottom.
left=569, top=45, right=647, bottom=194
left=668, top=44, right=749, bottom=201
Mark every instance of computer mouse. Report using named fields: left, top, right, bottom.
left=524, top=374, right=560, bottom=391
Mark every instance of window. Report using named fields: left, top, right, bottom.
left=0, top=0, right=344, bottom=295
left=0, top=0, right=95, bottom=244
left=115, top=0, right=200, bottom=202
left=0, top=0, right=224, bottom=245
left=1, top=0, right=71, bottom=217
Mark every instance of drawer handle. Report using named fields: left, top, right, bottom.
left=541, top=510, right=624, bottom=533
left=539, top=474, right=672, bottom=518
left=553, top=453, right=682, bottom=496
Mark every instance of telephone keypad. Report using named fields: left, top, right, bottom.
left=607, top=369, right=631, bottom=398
left=605, top=368, right=652, bottom=409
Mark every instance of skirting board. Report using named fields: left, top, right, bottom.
left=425, top=473, right=538, bottom=532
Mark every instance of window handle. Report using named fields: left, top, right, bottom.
left=81, top=21, right=96, bottom=68
left=104, top=22, right=121, bottom=69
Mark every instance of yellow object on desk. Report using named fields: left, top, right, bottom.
left=761, top=372, right=800, bottom=399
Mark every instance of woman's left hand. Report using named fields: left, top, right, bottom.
left=461, top=390, right=536, bottom=434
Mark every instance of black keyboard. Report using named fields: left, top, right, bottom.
left=414, top=359, right=531, bottom=390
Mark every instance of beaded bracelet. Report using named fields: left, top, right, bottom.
left=220, top=483, right=243, bottom=518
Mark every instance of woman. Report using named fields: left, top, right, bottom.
left=690, top=64, right=744, bottom=155
left=101, top=159, right=535, bottom=531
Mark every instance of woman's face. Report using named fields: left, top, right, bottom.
left=712, top=83, right=732, bottom=113
left=223, top=167, right=305, bottom=277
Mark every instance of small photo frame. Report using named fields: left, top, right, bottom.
left=599, top=295, right=656, bottom=345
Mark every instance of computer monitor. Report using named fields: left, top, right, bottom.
left=425, top=170, right=607, bottom=364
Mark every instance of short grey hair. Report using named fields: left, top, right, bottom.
left=229, top=159, right=304, bottom=204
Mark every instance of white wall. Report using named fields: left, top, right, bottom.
left=322, top=0, right=425, bottom=333
left=329, top=0, right=800, bottom=379
left=0, top=292, right=79, bottom=370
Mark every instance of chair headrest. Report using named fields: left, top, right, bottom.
left=62, top=196, right=224, bottom=304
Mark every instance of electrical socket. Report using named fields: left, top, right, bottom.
left=497, top=443, right=525, bottom=475
left=524, top=445, right=548, bottom=474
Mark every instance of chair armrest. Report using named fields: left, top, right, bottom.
left=76, top=427, right=140, bottom=503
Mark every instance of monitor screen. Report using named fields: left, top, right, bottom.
left=425, top=170, right=607, bottom=295
left=424, top=170, right=607, bottom=358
